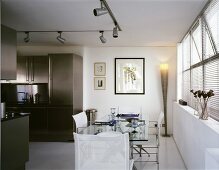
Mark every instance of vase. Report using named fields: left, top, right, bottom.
left=199, top=101, right=208, bottom=120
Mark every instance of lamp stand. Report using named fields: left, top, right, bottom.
left=160, top=66, right=170, bottom=137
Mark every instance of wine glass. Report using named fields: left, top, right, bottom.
left=131, top=118, right=138, bottom=134
left=110, top=108, right=116, bottom=120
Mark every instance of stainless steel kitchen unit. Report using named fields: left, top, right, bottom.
left=3, top=53, right=83, bottom=141
left=16, top=56, right=49, bottom=83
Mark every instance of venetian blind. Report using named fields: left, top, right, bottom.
left=191, top=66, right=203, bottom=107
left=183, top=35, right=191, bottom=71
left=204, top=0, right=219, bottom=54
left=182, top=70, right=191, bottom=105
left=204, top=58, right=219, bottom=121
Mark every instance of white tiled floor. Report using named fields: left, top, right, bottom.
left=26, top=136, right=186, bottom=170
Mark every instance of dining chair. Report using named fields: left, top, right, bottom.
left=72, top=111, right=88, bottom=133
left=73, top=132, right=134, bottom=170
left=132, top=111, right=164, bottom=169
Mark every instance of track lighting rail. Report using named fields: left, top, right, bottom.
left=101, top=0, right=122, bottom=31
left=17, top=30, right=113, bottom=33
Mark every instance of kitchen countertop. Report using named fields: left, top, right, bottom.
left=1, top=112, right=30, bottom=122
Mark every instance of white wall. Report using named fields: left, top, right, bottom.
left=83, top=47, right=176, bottom=133
left=173, top=102, right=219, bottom=169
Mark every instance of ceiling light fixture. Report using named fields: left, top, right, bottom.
left=93, top=0, right=122, bottom=40
left=24, top=31, right=30, bottom=43
left=113, top=25, right=118, bottom=38
left=99, top=31, right=106, bottom=43
left=56, top=31, right=65, bottom=44
left=93, top=1, right=108, bottom=16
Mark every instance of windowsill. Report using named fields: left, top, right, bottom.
left=175, top=102, right=219, bottom=135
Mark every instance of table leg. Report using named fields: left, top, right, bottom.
left=130, top=141, right=134, bottom=159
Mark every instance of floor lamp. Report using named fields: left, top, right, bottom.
left=160, top=64, right=170, bottom=137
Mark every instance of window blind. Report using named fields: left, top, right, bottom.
left=191, top=22, right=202, bottom=65
left=182, top=35, right=191, bottom=71
left=191, top=66, right=203, bottom=108
left=204, top=0, right=219, bottom=53
left=204, top=58, right=219, bottom=121
left=182, top=70, right=191, bottom=105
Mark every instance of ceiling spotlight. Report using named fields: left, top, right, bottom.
left=57, top=31, right=65, bottom=44
left=99, top=31, right=106, bottom=43
left=113, top=25, right=118, bottom=38
left=93, top=1, right=108, bottom=16
left=24, top=32, right=30, bottom=43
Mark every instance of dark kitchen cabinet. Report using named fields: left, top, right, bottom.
left=48, top=106, right=73, bottom=131
left=49, top=53, right=83, bottom=111
left=29, top=107, right=48, bottom=130
left=1, top=25, right=17, bottom=80
left=16, top=56, right=49, bottom=83
left=32, top=56, right=49, bottom=83
left=49, top=54, right=73, bottom=105
left=48, top=53, right=83, bottom=140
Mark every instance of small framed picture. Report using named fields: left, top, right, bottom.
left=94, top=62, right=106, bottom=76
left=94, top=77, right=106, bottom=90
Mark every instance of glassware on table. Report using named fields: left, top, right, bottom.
left=110, top=108, right=116, bottom=120
left=138, top=121, right=145, bottom=139
left=131, top=118, right=138, bottom=134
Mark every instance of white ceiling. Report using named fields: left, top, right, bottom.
left=2, top=0, right=208, bottom=47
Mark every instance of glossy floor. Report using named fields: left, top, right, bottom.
left=26, top=136, right=186, bottom=170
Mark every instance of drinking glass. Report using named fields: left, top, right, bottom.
left=131, top=118, right=138, bottom=133
left=110, top=108, right=116, bottom=120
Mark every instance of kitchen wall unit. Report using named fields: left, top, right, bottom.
left=49, top=54, right=73, bottom=105
left=16, top=56, right=49, bottom=83
left=49, top=53, right=83, bottom=111
left=49, top=53, right=83, bottom=138
left=1, top=25, right=17, bottom=80
left=5, top=53, right=83, bottom=141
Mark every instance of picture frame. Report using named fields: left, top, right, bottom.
left=94, top=62, right=106, bottom=76
left=94, top=77, right=106, bottom=90
left=115, top=58, right=145, bottom=94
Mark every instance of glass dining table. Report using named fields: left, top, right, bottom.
left=78, top=118, right=149, bottom=159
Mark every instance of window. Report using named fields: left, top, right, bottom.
left=181, top=0, right=219, bottom=121
left=204, top=59, right=219, bottom=120
left=205, top=0, right=219, bottom=53
left=191, top=22, right=202, bottom=65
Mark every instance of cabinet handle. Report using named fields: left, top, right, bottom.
left=26, top=57, right=29, bottom=82
left=31, top=57, right=34, bottom=82
left=48, top=56, right=52, bottom=103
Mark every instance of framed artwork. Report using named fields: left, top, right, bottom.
left=94, top=62, right=106, bottom=76
left=94, top=77, right=106, bottom=90
left=115, top=58, right=145, bottom=94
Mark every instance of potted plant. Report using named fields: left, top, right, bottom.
left=190, top=89, right=214, bottom=120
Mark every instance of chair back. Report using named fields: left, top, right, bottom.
left=72, top=112, right=88, bottom=129
left=74, top=132, right=130, bottom=170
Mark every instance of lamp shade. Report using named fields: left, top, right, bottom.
left=160, top=64, right=168, bottom=70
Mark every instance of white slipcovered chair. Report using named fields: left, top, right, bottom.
left=72, top=111, right=88, bottom=133
left=74, top=132, right=134, bottom=170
